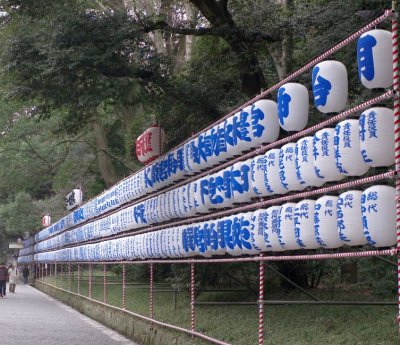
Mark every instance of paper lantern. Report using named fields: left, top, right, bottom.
left=183, top=140, right=196, bottom=176
left=313, top=128, right=344, bottom=182
left=263, top=149, right=287, bottom=195
left=279, top=143, right=306, bottom=192
left=251, top=155, right=269, bottom=197
left=265, top=206, right=284, bottom=251
left=359, top=107, right=395, bottom=167
left=361, top=185, right=396, bottom=247
left=295, top=136, right=324, bottom=187
left=250, top=100, right=280, bottom=147
left=135, top=124, right=165, bottom=165
left=294, top=200, right=319, bottom=249
left=223, top=111, right=251, bottom=158
left=42, top=215, right=51, bottom=227
left=225, top=213, right=256, bottom=256
left=250, top=209, right=272, bottom=252
left=231, top=159, right=254, bottom=204
left=357, top=29, right=393, bottom=89
left=337, top=190, right=367, bottom=246
left=312, top=60, right=348, bottom=113
left=238, top=105, right=253, bottom=152
left=185, top=182, right=197, bottom=217
left=207, top=168, right=234, bottom=209
left=278, top=203, right=298, bottom=250
left=277, top=83, right=309, bottom=131
left=65, top=188, right=83, bottom=210
left=314, top=196, right=342, bottom=248
left=193, top=176, right=211, bottom=214
left=334, top=119, right=369, bottom=176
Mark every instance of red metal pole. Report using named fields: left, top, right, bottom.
left=392, top=3, right=400, bottom=330
left=103, top=264, right=107, bottom=304
left=190, top=263, right=196, bottom=337
left=258, top=255, right=265, bottom=345
left=122, top=263, right=126, bottom=310
left=150, top=263, right=154, bottom=328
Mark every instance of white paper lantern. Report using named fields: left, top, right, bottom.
left=334, top=119, right=369, bottom=176
left=357, top=29, right=393, bottom=89
left=278, top=203, right=298, bottom=250
left=185, top=182, right=197, bottom=217
left=263, top=149, right=287, bottom=195
left=225, top=213, right=256, bottom=256
left=279, top=143, right=306, bottom=192
left=277, top=83, right=309, bottom=131
left=184, top=140, right=196, bottom=176
left=313, top=128, right=345, bottom=182
left=312, top=61, right=348, bottom=113
left=264, top=206, right=284, bottom=251
left=359, top=107, right=395, bottom=167
left=295, top=136, right=324, bottom=187
left=337, top=190, right=367, bottom=246
left=250, top=100, right=280, bottom=147
left=194, top=176, right=211, bottom=214
left=250, top=209, right=272, bottom=252
left=294, top=200, right=319, bottom=249
left=314, top=196, right=342, bottom=248
left=207, top=168, right=234, bottom=209
left=361, top=185, right=396, bottom=247
left=231, top=159, right=254, bottom=204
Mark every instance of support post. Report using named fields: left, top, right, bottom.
left=89, top=264, right=93, bottom=299
left=392, top=2, right=400, bottom=330
left=54, top=263, right=57, bottom=287
left=77, top=264, right=81, bottom=295
left=122, top=263, right=126, bottom=310
left=258, top=256, right=265, bottom=345
left=68, top=263, right=71, bottom=292
left=103, top=264, right=107, bottom=304
left=190, top=263, right=196, bottom=338
left=149, top=263, right=154, bottom=328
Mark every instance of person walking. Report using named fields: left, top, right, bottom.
left=8, top=265, right=18, bottom=293
left=23, top=265, right=29, bottom=284
left=0, top=263, right=8, bottom=298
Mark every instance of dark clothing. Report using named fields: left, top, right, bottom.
left=23, top=267, right=29, bottom=277
left=0, top=280, right=5, bottom=297
left=0, top=266, right=8, bottom=281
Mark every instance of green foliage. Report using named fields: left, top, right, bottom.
left=0, top=192, right=40, bottom=235
left=2, top=1, right=165, bottom=132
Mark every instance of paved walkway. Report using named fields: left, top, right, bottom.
left=0, top=283, right=139, bottom=345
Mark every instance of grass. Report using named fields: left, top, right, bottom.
left=41, top=272, right=399, bottom=345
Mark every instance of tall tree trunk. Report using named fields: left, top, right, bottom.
left=268, top=0, right=293, bottom=80
left=93, top=119, right=118, bottom=187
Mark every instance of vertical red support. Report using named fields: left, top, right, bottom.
left=68, top=263, right=71, bottom=291
left=103, top=264, right=107, bottom=304
left=77, top=264, right=81, bottom=295
left=122, top=263, right=126, bottom=310
left=149, top=263, right=154, bottom=328
left=89, top=264, right=93, bottom=299
left=190, top=263, right=196, bottom=337
left=392, top=4, right=400, bottom=328
left=258, top=256, right=265, bottom=345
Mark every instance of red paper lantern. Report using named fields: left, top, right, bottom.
left=135, top=124, right=165, bottom=165
left=42, top=215, right=51, bottom=227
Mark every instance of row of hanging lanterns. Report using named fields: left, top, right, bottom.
left=29, top=184, right=395, bottom=263
left=35, top=107, right=395, bottom=253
